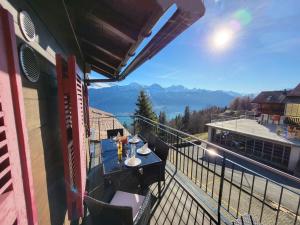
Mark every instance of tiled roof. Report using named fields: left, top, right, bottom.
left=287, top=83, right=300, bottom=97
left=251, top=91, right=287, bottom=104
left=89, top=107, right=129, bottom=141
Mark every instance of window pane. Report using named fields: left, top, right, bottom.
left=263, top=142, right=273, bottom=161
left=254, top=140, right=263, bottom=157
left=283, top=147, right=291, bottom=166
left=246, top=139, right=254, bottom=155
left=272, top=144, right=284, bottom=164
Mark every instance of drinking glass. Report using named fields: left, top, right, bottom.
left=125, top=144, right=130, bottom=159
left=130, top=144, right=136, bottom=158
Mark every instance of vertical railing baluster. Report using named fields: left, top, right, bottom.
left=191, top=145, right=194, bottom=182
left=195, top=146, right=199, bottom=185
left=218, top=156, right=226, bottom=225
left=236, top=170, right=244, bottom=218
left=187, top=145, right=190, bottom=178
left=206, top=159, right=210, bottom=193
left=294, top=197, right=300, bottom=225
left=248, top=175, right=255, bottom=214
left=176, top=133, right=179, bottom=172
left=212, top=158, right=217, bottom=199
left=194, top=204, right=199, bottom=225
left=275, top=186, right=283, bottom=225
left=183, top=145, right=186, bottom=174
left=259, top=179, right=269, bottom=223
left=227, top=163, right=234, bottom=211
left=200, top=148, right=204, bottom=189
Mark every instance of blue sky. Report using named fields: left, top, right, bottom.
left=90, top=0, right=300, bottom=94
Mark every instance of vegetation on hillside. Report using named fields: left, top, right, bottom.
left=168, top=106, right=225, bottom=134
left=133, top=90, right=253, bottom=136
left=229, top=96, right=253, bottom=111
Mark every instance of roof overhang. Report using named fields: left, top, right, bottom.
left=38, top=0, right=205, bottom=82
left=65, top=0, right=205, bottom=82
left=27, top=0, right=204, bottom=82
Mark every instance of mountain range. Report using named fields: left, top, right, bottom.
left=88, top=83, right=241, bottom=118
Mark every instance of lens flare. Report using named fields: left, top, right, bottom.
left=233, top=9, right=252, bottom=26
left=212, top=27, right=234, bottom=50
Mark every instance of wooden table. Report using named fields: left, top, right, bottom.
left=100, top=138, right=163, bottom=195
left=101, top=138, right=162, bottom=175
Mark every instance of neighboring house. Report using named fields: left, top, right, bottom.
left=252, top=90, right=287, bottom=115
left=284, top=83, right=300, bottom=124
left=207, top=83, right=300, bottom=175
left=89, top=107, right=129, bottom=141
left=252, top=83, right=300, bottom=124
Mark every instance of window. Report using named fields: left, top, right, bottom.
left=283, top=146, right=291, bottom=166
left=246, top=138, right=254, bottom=155
left=262, top=141, right=273, bottom=161
left=254, top=140, right=263, bottom=157
left=272, top=144, right=284, bottom=164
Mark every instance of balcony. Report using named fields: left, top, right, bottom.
left=85, top=113, right=300, bottom=225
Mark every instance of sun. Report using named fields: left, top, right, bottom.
left=212, top=27, right=234, bottom=50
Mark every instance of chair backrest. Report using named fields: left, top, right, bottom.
left=107, top=129, right=124, bottom=138
left=140, top=131, right=157, bottom=149
left=154, top=137, right=169, bottom=161
left=84, top=195, right=133, bottom=225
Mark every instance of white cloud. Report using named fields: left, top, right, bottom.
left=89, top=83, right=112, bottom=89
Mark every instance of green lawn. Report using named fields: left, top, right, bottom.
left=185, top=132, right=208, bottom=141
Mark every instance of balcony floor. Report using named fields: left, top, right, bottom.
left=85, top=142, right=217, bottom=225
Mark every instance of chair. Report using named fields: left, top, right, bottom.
left=154, top=137, right=169, bottom=162
left=138, top=136, right=169, bottom=197
left=139, top=130, right=156, bottom=149
left=85, top=186, right=151, bottom=225
left=107, top=128, right=124, bottom=138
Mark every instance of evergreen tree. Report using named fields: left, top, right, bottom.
left=182, top=106, right=190, bottom=131
left=134, top=90, right=157, bottom=132
left=158, top=111, right=167, bottom=124
left=134, top=90, right=157, bottom=120
left=174, top=115, right=183, bottom=130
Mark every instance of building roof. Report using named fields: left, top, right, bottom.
left=207, top=119, right=300, bottom=146
left=287, top=83, right=300, bottom=97
left=251, top=91, right=287, bottom=104
left=89, top=107, right=129, bottom=140
left=252, top=83, right=300, bottom=104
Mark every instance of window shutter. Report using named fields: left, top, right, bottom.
left=56, top=55, right=86, bottom=220
left=0, top=6, right=37, bottom=225
left=83, top=84, right=90, bottom=137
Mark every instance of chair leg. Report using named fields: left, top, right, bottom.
left=158, top=181, right=161, bottom=199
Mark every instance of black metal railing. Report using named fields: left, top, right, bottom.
left=134, top=115, right=300, bottom=225
left=90, top=114, right=300, bottom=225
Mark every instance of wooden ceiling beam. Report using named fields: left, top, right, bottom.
left=87, top=13, right=137, bottom=44
left=91, top=65, right=115, bottom=78
left=87, top=55, right=118, bottom=71
left=80, top=37, right=123, bottom=61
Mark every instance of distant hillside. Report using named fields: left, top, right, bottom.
left=89, top=83, right=241, bottom=118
